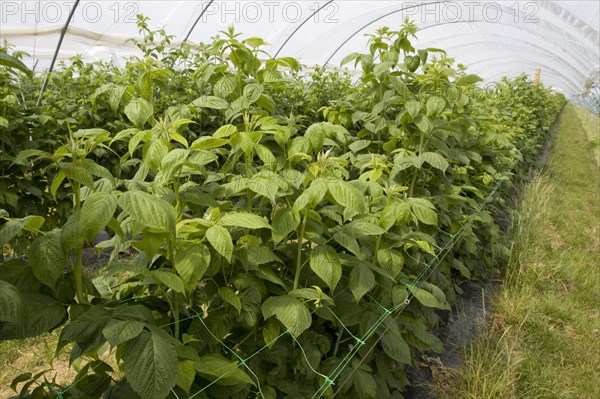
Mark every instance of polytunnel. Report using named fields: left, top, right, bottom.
left=2, top=2, right=600, bottom=399
left=1, top=0, right=599, bottom=101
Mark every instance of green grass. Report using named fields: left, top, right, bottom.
left=0, top=330, right=75, bottom=398
left=434, top=103, right=600, bottom=399
left=574, top=105, right=600, bottom=166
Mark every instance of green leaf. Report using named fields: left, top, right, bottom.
left=159, top=149, right=188, bottom=181
left=124, top=329, right=178, bottom=399
left=220, top=212, right=271, bottom=230
left=177, top=360, right=196, bottom=394
left=414, top=114, right=434, bottom=134
left=218, top=287, right=242, bottom=314
left=404, top=55, right=420, bottom=72
left=102, top=320, right=144, bottom=347
left=455, top=74, right=483, bottom=85
left=377, top=248, right=404, bottom=279
left=407, top=198, right=438, bottom=226
left=262, top=295, right=312, bottom=337
left=426, top=96, right=446, bottom=117
left=131, top=231, right=164, bottom=260
left=262, top=318, right=281, bottom=348
left=374, top=61, right=394, bottom=78
left=389, top=75, right=410, bottom=98
left=73, top=128, right=110, bottom=139
left=254, top=144, right=277, bottom=168
left=446, top=86, right=462, bottom=105
left=327, top=180, right=367, bottom=215
left=361, top=53, right=374, bottom=71
left=272, top=207, right=300, bottom=244
left=238, top=131, right=256, bottom=158
left=57, top=305, right=111, bottom=354
left=195, top=354, right=255, bottom=386
left=348, top=263, right=375, bottom=302
left=169, top=130, right=190, bottom=148
left=49, top=171, right=66, bottom=199
left=305, top=123, right=326, bottom=151
left=0, top=292, right=67, bottom=339
left=190, top=136, right=229, bottom=150
left=247, top=246, right=281, bottom=265
left=409, top=286, right=450, bottom=310
left=340, top=52, right=361, bottom=66
left=118, top=191, right=176, bottom=235
left=333, top=230, right=361, bottom=257
left=150, top=270, right=185, bottom=293
left=0, top=280, right=27, bottom=326
left=353, top=369, right=377, bottom=399
left=382, top=50, right=399, bottom=64
left=0, top=216, right=44, bottom=246
left=125, top=98, right=154, bottom=128
left=144, top=139, right=169, bottom=172
left=206, top=225, right=233, bottom=262
left=310, top=245, right=342, bottom=292
left=174, top=242, right=210, bottom=291
left=13, top=149, right=50, bottom=165
left=10, top=293, right=66, bottom=338
left=10, top=373, right=32, bottom=392
left=24, top=215, right=44, bottom=232
left=213, top=124, right=237, bottom=138
left=380, top=202, right=411, bottom=230
left=243, top=83, right=264, bottom=104
left=81, top=192, right=117, bottom=242
left=0, top=220, right=22, bottom=246
left=0, top=51, right=32, bottom=77
left=248, top=175, right=279, bottom=203
left=289, top=288, right=333, bottom=306
left=392, top=285, right=409, bottom=307
left=405, top=100, right=421, bottom=118
left=420, top=152, right=449, bottom=172
left=255, top=268, right=288, bottom=290
left=193, top=95, right=229, bottom=110
left=348, top=140, right=371, bottom=153
left=214, top=76, right=237, bottom=98
left=109, top=85, right=132, bottom=112
left=60, top=163, right=94, bottom=187
left=347, top=221, right=386, bottom=236
left=28, top=230, right=66, bottom=289
left=381, top=331, right=411, bottom=364
left=60, top=210, right=84, bottom=254
left=293, top=181, right=327, bottom=214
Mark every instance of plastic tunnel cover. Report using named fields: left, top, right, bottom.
left=0, top=1, right=598, bottom=97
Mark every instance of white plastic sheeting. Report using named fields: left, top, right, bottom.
left=1, top=0, right=598, bottom=96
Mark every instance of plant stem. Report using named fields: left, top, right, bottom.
left=408, top=131, right=426, bottom=197
left=245, top=153, right=253, bottom=209
left=293, top=211, right=309, bottom=290
left=173, top=292, right=180, bottom=339
left=332, top=328, right=344, bottom=358
left=73, top=247, right=87, bottom=304
left=72, top=181, right=87, bottom=304
left=166, top=239, right=180, bottom=337
left=408, top=171, right=419, bottom=197
left=373, top=235, right=382, bottom=265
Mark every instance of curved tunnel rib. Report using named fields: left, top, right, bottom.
left=36, top=0, right=81, bottom=106
left=182, top=0, right=216, bottom=44
left=274, top=0, right=335, bottom=58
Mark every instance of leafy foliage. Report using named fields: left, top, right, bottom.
left=0, top=17, right=565, bottom=399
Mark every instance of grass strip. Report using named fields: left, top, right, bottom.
left=434, top=103, right=600, bottom=399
